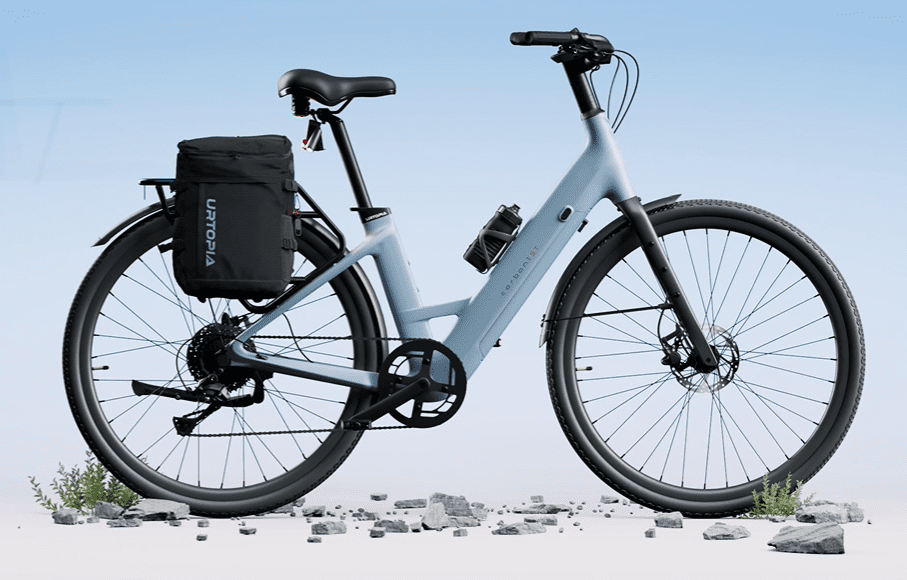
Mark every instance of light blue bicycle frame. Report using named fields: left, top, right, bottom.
left=228, top=111, right=635, bottom=391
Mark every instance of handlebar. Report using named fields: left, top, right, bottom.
left=510, top=29, right=611, bottom=49
left=510, top=31, right=579, bottom=46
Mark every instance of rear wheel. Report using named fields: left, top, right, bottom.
left=63, top=212, right=386, bottom=517
left=547, top=200, right=864, bottom=517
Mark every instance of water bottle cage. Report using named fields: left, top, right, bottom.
left=463, top=224, right=519, bottom=273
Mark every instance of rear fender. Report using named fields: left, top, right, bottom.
left=538, top=194, right=681, bottom=346
left=93, top=198, right=175, bottom=247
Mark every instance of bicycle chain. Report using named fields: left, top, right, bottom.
left=184, top=334, right=422, bottom=438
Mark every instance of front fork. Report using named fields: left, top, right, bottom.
left=616, top=197, right=718, bottom=371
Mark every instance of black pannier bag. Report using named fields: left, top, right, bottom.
left=171, top=135, right=298, bottom=300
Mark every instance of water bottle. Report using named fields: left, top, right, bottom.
left=463, top=204, right=522, bottom=273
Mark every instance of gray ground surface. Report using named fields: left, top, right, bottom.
left=2, top=496, right=901, bottom=579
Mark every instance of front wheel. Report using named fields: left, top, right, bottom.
left=63, top=212, right=387, bottom=517
left=547, top=200, right=864, bottom=517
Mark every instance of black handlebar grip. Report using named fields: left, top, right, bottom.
left=510, top=31, right=580, bottom=46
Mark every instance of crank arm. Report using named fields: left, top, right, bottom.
left=342, top=377, right=432, bottom=428
left=616, top=197, right=718, bottom=370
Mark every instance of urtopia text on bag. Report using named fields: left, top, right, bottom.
left=171, top=135, right=297, bottom=300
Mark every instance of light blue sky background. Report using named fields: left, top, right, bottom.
left=1, top=1, right=904, bottom=506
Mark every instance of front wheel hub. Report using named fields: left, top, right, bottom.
left=661, top=322, right=740, bottom=394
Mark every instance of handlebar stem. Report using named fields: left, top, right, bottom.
left=563, top=60, right=602, bottom=119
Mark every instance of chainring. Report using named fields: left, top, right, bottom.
left=376, top=339, right=466, bottom=428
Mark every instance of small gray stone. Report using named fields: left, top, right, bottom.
left=168, top=520, right=182, bottom=527
left=197, top=534, right=207, bottom=541
left=429, top=493, right=474, bottom=517
left=769, top=515, right=789, bottom=523
left=86, top=516, right=99, bottom=524
left=645, top=528, right=656, bottom=538
left=559, top=528, right=564, bottom=533
left=394, top=499, right=427, bottom=509
left=497, top=510, right=504, bottom=515
left=268, top=503, right=296, bottom=514
left=312, top=521, right=347, bottom=535
left=198, top=519, right=210, bottom=527
left=370, top=493, right=388, bottom=501
left=422, top=502, right=451, bottom=530
left=601, top=495, right=620, bottom=504
left=107, top=518, right=142, bottom=528
left=448, top=516, right=480, bottom=528
left=531, top=495, right=544, bottom=503
left=240, top=527, right=257, bottom=535
left=375, top=519, right=409, bottom=533
left=654, top=512, right=683, bottom=528
left=573, top=521, right=581, bottom=526
left=370, top=527, right=386, bottom=538
left=78, top=520, right=85, bottom=525
left=513, top=504, right=570, bottom=514
left=453, top=528, right=468, bottom=537
left=52, top=508, right=80, bottom=525
left=301, top=506, right=325, bottom=517
left=768, top=522, right=844, bottom=554
left=491, top=522, right=546, bottom=535
left=795, top=501, right=863, bottom=524
left=524, top=515, right=558, bottom=526
left=703, top=522, right=751, bottom=540
left=604, top=513, right=611, bottom=518
left=307, top=536, right=322, bottom=543
left=122, top=498, right=190, bottom=521
left=335, top=505, right=342, bottom=510
left=94, top=501, right=125, bottom=520
left=409, top=522, right=422, bottom=533
left=472, top=507, right=489, bottom=521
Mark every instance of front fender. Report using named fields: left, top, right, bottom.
left=539, top=194, right=681, bottom=346
left=93, top=197, right=175, bottom=247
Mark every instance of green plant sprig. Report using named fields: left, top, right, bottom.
left=28, top=450, right=141, bottom=514
left=739, top=473, right=815, bottom=519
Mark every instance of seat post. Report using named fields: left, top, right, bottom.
left=322, top=113, right=373, bottom=209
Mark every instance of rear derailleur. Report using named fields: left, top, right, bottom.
left=130, top=313, right=271, bottom=436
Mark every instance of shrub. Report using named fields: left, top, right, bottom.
left=28, top=450, right=141, bottom=514
left=740, top=473, right=815, bottom=519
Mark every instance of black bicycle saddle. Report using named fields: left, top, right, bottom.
left=278, top=69, right=396, bottom=107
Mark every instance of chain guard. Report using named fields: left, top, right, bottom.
left=376, top=339, right=466, bottom=428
